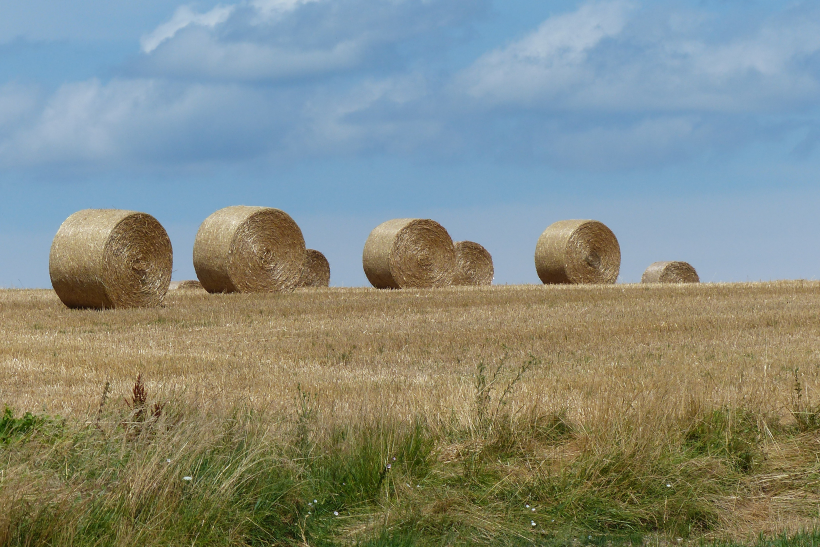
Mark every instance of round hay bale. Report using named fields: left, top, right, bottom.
left=641, top=261, right=699, bottom=284
left=171, top=280, right=204, bottom=290
left=49, top=209, right=173, bottom=309
left=362, top=218, right=455, bottom=289
left=298, top=249, right=330, bottom=288
left=534, top=219, right=620, bottom=285
left=453, top=241, right=493, bottom=286
left=193, top=206, right=305, bottom=293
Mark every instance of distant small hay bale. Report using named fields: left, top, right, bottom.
left=171, top=280, right=204, bottom=290
left=193, top=206, right=306, bottom=293
left=642, top=261, right=699, bottom=284
left=535, top=219, right=620, bottom=285
left=453, top=241, right=493, bottom=286
left=362, top=218, right=455, bottom=289
left=49, top=209, right=173, bottom=309
left=298, top=249, right=330, bottom=288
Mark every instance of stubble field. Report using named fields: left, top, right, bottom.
left=2, top=282, right=820, bottom=546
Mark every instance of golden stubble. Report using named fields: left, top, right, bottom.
left=1, top=281, right=818, bottom=436
left=3, top=281, right=820, bottom=538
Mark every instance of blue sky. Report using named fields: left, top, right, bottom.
left=1, top=0, right=819, bottom=288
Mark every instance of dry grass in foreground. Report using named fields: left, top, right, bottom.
left=2, top=282, right=820, bottom=545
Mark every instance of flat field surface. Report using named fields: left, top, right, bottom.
left=1, top=282, right=820, bottom=424
left=4, top=282, right=820, bottom=542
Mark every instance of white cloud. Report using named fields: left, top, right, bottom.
left=4, top=1, right=820, bottom=172
left=455, top=1, right=634, bottom=105
left=140, top=4, right=235, bottom=53
left=0, top=70, right=430, bottom=167
left=138, top=0, right=359, bottom=81
left=502, top=1, right=632, bottom=61
left=0, top=69, right=441, bottom=168
left=5, top=79, right=154, bottom=164
left=293, top=73, right=438, bottom=156
left=136, top=0, right=486, bottom=82
left=141, top=28, right=365, bottom=81
left=456, top=1, right=820, bottom=114
left=250, top=0, right=322, bottom=20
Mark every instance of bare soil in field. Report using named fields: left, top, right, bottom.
left=2, top=282, right=820, bottom=539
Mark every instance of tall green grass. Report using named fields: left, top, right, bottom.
left=0, top=376, right=817, bottom=546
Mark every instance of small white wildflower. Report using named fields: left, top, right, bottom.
left=334, top=511, right=339, bottom=516
left=531, top=508, right=536, bottom=512
left=386, top=464, right=391, bottom=469
left=166, top=459, right=171, bottom=463
left=314, top=499, right=318, bottom=504
left=588, top=535, right=592, bottom=540
left=531, top=521, right=536, bottom=527
left=526, top=504, right=530, bottom=508
left=666, top=483, right=672, bottom=488
left=406, top=483, right=411, bottom=487
left=183, top=476, right=192, bottom=481
left=308, top=502, right=312, bottom=506
left=392, top=457, right=396, bottom=461
left=417, top=484, right=421, bottom=488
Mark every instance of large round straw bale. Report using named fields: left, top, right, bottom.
left=641, top=261, right=699, bottom=284
left=453, top=241, right=493, bottom=286
left=534, top=219, right=620, bottom=284
left=193, top=206, right=306, bottom=293
left=362, top=218, right=455, bottom=289
left=49, top=209, right=173, bottom=309
left=298, top=249, right=330, bottom=288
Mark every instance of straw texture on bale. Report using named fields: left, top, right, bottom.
left=49, top=209, right=173, bottom=309
left=193, top=206, right=306, bottom=294
left=170, top=280, right=204, bottom=290
left=641, top=261, right=699, bottom=284
left=453, top=241, right=494, bottom=286
left=297, top=249, right=330, bottom=288
left=534, top=219, right=620, bottom=285
left=362, top=218, right=455, bottom=289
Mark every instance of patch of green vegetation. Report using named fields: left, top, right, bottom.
left=710, top=530, right=820, bottom=547
left=0, top=400, right=817, bottom=547
left=0, top=406, right=59, bottom=443
left=353, top=530, right=420, bottom=547
left=534, top=447, right=720, bottom=538
left=2, top=364, right=820, bottom=546
left=684, top=408, right=762, bottom=473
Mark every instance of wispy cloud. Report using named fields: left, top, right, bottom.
left=137, top=0, right=487, bottom=82
left=140, top=30, right=366, bottom=81
left=455, top=1, right=635, bottom=105
left=3, top=1, right=820, bottom=172
left=249, top=0, right=323, bottom=20
left=140, top=5, right=236, bottom=53
left=6, top=79, right=153, bottom=165
left=455, top=1, right=820, bottom=114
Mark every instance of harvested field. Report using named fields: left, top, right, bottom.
left=2, top=281, right=820, bottom=544
left=3, top=282, right=818, bottom=420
